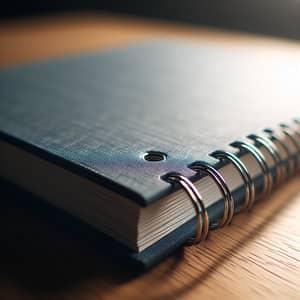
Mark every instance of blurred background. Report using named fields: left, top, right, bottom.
left=1, top=0, right=300, bottom=40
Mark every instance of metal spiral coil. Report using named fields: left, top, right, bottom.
left=211, top=150, right=255, bottom=212
left=230, top=140, right=273, bottom=198
left=264, top=128, right=292, bottom=179
left=165, top=173, right=209, bottom=245
left=163, top=119, right=299, bottom=246
left=189, top=162, right=235, bottom=228
left=294, top=118, right=300, bottom=126
left=280, top=124, right=300, bottom=171
left=247, top=134, right=284, bottom=185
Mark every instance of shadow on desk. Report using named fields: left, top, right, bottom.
left=0, top=176, right=299, bottom=299
left=0, top=180, right=139, bottom=290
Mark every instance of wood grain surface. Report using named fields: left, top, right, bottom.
left=0, top=13, right=300, bottom=300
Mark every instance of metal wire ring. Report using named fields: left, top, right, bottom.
left=230, top=141, right=273, bottom=198
left=294, top=118, right=300, bottom=126
left=264, top=128, right=291, bottom=179
left=211, top=150, right=255, bottom=212
left=165, top=173, right=209, bottom=245
left=189, top=162, right=234, bottom=228
left=280, top=123, right=300, bottom=142
left=248, top=134, right=283, bottom=185
left=293, top=120, right=300, bottom=157
left=280, top=124, right=300, bottom=172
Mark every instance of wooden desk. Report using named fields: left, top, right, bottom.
left=1, top=13, right=300, bottom=300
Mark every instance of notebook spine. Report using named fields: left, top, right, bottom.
left=163, top=119, right=300, bottom=246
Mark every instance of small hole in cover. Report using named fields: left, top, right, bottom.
left=143, top=151, right=167, bottom=162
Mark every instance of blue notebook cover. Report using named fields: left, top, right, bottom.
left=0, top=40, right=299, bottom=269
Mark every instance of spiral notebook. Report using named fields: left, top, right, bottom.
left=0, top=40, right=300, bottom=269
